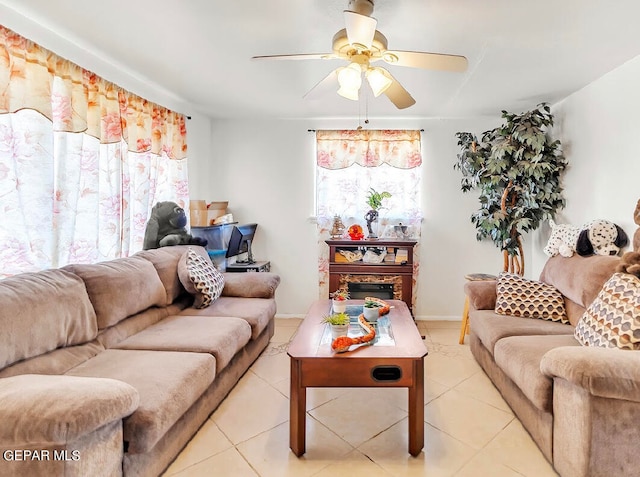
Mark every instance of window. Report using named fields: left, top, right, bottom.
left=315, top=129, right=423, bottom=297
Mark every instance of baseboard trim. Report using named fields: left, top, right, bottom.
left=413, top=315, right=460, bottom=321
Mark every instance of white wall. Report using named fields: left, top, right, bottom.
left=530, top=54, right=640, bottom=275
left=188, top=117, right=503, bottom=318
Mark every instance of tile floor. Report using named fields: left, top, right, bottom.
left=163, top=319, right=559, bottom=477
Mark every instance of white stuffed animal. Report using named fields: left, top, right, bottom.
left=544, top=219, right=628, bottom=257
left=544, top=219, right=582, bottom=257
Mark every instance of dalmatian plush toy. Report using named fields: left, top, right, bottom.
left=544, top=219, right=628, bottom=257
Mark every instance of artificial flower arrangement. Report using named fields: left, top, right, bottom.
left=331, top=289, right=350, bottom=301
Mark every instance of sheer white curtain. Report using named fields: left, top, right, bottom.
left=0, top=110, right=188, bottom=276
left=315, top=130, right=423, bottom=300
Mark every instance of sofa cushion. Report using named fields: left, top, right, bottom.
left=65, top=257, right=167, bottom=330
left=0, top=269, right=98, bottom=370
left=135, top=245, right=192, bottom=304
left=495, top=273, right=569, bottom=324
left=574, top=272, right=640, bottom=350
left=113, top=315, right=251, bottom=372
left=179, top=296, right=276, bottom=340
left=178, top=248, right=225, bottom=309
left=65, top=349, right=215, bottom=453
left=494, top=335, right=580, bottom=412
left=539, top=254, right=619, bottom=309
left=471, top=310, right=574, bottom=355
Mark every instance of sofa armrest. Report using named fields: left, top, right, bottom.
left=464, top=280, right=497, bottom=310
left=222, top=272, right=280, bottom=298
left=0, top=374, right=139, bottom=445
left=541, top=346, right=640, bottom=402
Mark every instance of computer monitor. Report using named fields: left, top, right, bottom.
left=225, top=223, right=258, bottom=264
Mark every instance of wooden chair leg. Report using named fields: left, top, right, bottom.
left=459, top=297, right=470, bottom=344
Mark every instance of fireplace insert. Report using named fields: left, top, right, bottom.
left=348, top=282, right=394, bottom=300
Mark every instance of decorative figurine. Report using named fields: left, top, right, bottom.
left=330, top=215, right=346, bottom=239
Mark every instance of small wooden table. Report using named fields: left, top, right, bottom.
left=288, top=299, right=427, bottom=457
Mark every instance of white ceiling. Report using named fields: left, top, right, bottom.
left=2, top=0, right=640, bottom=120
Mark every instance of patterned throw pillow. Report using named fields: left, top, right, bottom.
left=177, top=248, right=225, bottom=309
left=574, top=272, right=640, bottom=350
left=495, top=273, right=569, bottom=324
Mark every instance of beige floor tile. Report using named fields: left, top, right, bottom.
left=306, top=386, right=351, bottom=410
left=481, top=420, right=558, bottom=476
left=271, top=321, right=300, bottom=342
left=169, top=447, right=258, bottom=477
left=163, top=420, right=233, bottom=475
left=313, top=449, right=394, bottom=477
left=237, top=419, right=352, bottom=477
left=211, top=371, right=289, bottom=445
left=454, top=371, right=513, bottom=414
left=250, top=346, right=291, bottom=384
left=358, top=420, right=475, bottom=477
left=424, top=352, right=482, bottom=388
left=425, top=388, right=513, bottom=449
left=455, top=451, right=524, bottom=477
left=309, top=388, right=407, bottom=447
left=425, top=378, right=449, bottom=405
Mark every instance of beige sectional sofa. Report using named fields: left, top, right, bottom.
left=465, top=254, right=640, bottom=477
left=0, top=245, right=280, bottom=477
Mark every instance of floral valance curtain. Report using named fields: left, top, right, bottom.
left=0, top=25, right=187, bottom=159
left=316, top=129, right=422, bottom=170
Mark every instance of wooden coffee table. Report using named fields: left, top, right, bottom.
left=288, top=299, right=427, bottom=457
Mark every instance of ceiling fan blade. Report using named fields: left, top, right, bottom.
left=383, top=50, right=468, bottom=72
left=344, top=11, right=377, bottom=49
left=380, top=70, right=416, bottom=109
left=303, top=69, right=339, bottom=100
left=252, top=53, right=338, bottom=61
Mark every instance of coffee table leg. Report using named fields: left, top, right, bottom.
left=408, top=358, right=425, bottom=456
left=289, top=358, right=306, bottom=456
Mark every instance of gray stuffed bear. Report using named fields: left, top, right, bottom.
left=143, top=201, right=207, bottom=250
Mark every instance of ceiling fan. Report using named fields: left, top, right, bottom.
left=252, top=0, right=468, bottom=109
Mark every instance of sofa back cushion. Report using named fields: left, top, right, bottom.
left=134, top=246, right=193, bottom=305
left=0, top=270, right=98, bottom=369
left=539, top=254, right=619, bottom=309
left=65, top=257, right=166, bottom=330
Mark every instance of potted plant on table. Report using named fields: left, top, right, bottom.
left=331, top=289, right=350, bottom=313
left=365, top=188, right=392, bottom=239
left=363, top=299, right=382, bottom=322
left=454, top=103, right=567, bottom=275
left=321, top=312, right=350, bottom=339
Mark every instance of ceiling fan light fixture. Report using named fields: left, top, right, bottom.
left=337, top=62, right=362, bottom=88
left=337, top=85, right=360, bottom=101
left=344, top=11, right=377, bottom=49
left=365, top=67, right=392, bottom=97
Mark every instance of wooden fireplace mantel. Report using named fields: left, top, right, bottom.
left=325, top=239, right=417, bottom=313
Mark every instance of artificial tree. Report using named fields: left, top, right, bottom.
left=454, top=103, right=567, bottom=274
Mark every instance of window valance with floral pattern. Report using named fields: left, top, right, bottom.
left=0, top=25, right=187, bottom=159
left=316, top=129, right=422, bottom=170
